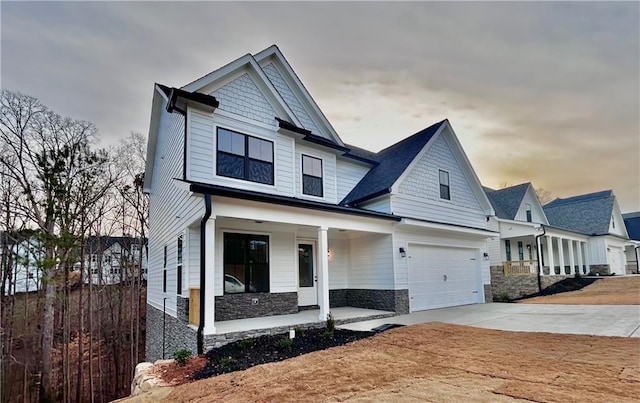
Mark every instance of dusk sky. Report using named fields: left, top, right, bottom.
left=2, top=2, right=638, bottom=211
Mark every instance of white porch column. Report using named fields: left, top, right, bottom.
left=568, top=240, right=576, bottom=274
left=584, top=242, right=591, bottom=273
left=203, top=216, right=216, bottom=334
left=577, top=242, right=584, bottom=274
left=317, top=226, right=330, bottom=321
left=557, top=237, right=565, bottom=275
left=546, top=236, right=555, bottom=275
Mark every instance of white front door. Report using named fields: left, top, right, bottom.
left=297, top=241, right=318, bottom=306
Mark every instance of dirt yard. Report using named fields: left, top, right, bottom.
left=155, top=323, right=639, bottom=402
left=521, top=276, right=640, bottom=305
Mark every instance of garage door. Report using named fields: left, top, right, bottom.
left=609, top=246, right=625, bottom=275
left=408, top=244, right=480, bottom=312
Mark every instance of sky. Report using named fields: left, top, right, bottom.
left=1, top=2, right=639, bottom=211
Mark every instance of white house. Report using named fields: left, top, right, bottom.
left=1, top=233, right=43, bottom=295
left=77, top=236, right=147, bottom=285
left=622, top=212, right=639, bottom=274
left=143, top=45, right=497, bottom=360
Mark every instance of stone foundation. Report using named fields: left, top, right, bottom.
left=176, top=296, right=189, bottom=323
left=329, top=289, right=409, bottom=314
left=589, top=264, right=610, bottom=276
left=490, top=266, right=570, bottom=301
left=215, top=292, right=298, bottom=321
left=145, top=304, right=197, bottom=362
left=626, top=263, right=638, bottom=275
left=483, top=284, right=493, bottom=303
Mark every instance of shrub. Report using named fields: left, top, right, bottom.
left=326, top=312, right=335, bottom=332
left=219, top=356, right=236, bottom=367
left=499, top=291, right=510, bottom=302
left=237, top=338, right=254, bottom=350
left=575, top=271, right=582, bottom=279
left=172, top=349, right=193, bottom=367
left=276, top=337, right=292, bottom=349
left=294, top=326, right=305, bottom=337
left=322, top=329, right=334, bottom=341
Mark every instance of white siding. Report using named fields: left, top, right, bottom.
left=335, top=159, right=370, bottom=202
left=348, top=234, right=394, bottom=289
left=261, top=63, right=320, bottom=134
left=487, top=218, right=502, bottom=266
left=294, top=143, right=337, bottom=204
left=587, top=237, right=607, bottom=265
left=147, top=103, right=204, bottom=317
left=188, top=110, right=214, bottom=182
left=211, top=73, right=275, bottom=126
left=394, top=135, right=486, bottom=227
left=328, top=238, right=349, bottom=289
left=359, top=196, right=392, bottom=214
left=187, top=225, right=200, bottom=289
left=514, top=187, right=548, bottom=224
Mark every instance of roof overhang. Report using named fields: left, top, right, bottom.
left=166, top=87, right=219, bottom=114
left=398, top=217, right=499, bottom=239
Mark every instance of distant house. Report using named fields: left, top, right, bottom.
left=1, top=233, right=43, bottom=295
left=623, top=212, right=640, bottom=273
left=543, top=190, right=629, bottom=275
left=76, top=236, right=148, bottom=285
left=143, top=45, right=497, bottom=360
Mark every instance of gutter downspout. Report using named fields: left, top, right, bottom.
left=535, top=224, right=546, bottom=293
left=197, top=193, right=212, bottom=355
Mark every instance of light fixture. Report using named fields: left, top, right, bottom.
left=527, top=244, right=532, bottom=251
left=255, top=220, right=264, bottom=224
left=483, top=252, right=489, bottom=261
left=399, top=247, right=406, bottom=258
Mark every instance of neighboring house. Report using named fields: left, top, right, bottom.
left=143, top=45, right=497, bottom=360
left=484, top=183, right=590, bottom=298
left=543, top=190, right=629, bottom=275
left=75, top=236, right=148, bottom=285
left=623, top=212, right=640, bottom=274
left=1, top=233, right=43, bottom=295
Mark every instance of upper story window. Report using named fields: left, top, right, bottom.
left=526, top=203, right=532, bottom=222
left=439, top=170, right=450, bottom=200
left=302, top=155, right=323, bottom=197
left=611, top=215, right=615, bottom=229
left=217, top=128, right=274, bottom=185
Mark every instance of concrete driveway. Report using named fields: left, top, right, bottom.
left=339, top=303, right=640, bottom=337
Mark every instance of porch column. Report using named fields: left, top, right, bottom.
left=317, top=226, right=330, bottom=321
left=568, top=240, right=576, bottom=274
left=546, top=236, right=555, bottom=275
left=577, top=242, right=584, bottom=274
left=203, top=217, right=216, bottom=334
left=557, top=237, right=565, bottom=275
left=584, top=242, right=591, bottom=273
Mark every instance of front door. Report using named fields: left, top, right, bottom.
left=297, top=242, right=317, bottom=306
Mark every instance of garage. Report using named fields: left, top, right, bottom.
left=407, top=244, right=482, bottom=312
left=608, top=246, right=625, bottom=276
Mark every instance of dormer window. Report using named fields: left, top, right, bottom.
left=217, top=128, right=274, bottom=185
left=302, top=155, right=323, bottom=197
left=526, top=203, right=532, bottom=222
left=439, top=170, right=450, bottom=200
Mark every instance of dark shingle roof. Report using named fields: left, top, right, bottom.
left=543, top=190, right=614, bottom=236
left=484, top=183, right=530, bottom=220
left=341, top=120, right=446, bottom=205
left=623, top=212, right=640, bottom=241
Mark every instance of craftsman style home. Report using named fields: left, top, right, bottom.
left=143, top=45, right=498, bottom=360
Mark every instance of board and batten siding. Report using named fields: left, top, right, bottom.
left=148, top=102, right=204, bottom=317
left=394, top=134, right=486, bottom=228
left=348, top=234, right=394, bottom=289
left=335, top=159, right=370, bottom=202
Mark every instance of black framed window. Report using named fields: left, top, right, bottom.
left=302, top=155, right=323, bottom=197
left=176, top=234, right=183, bottom=295
left=518, top=241, right=524, bottom=260
left=505, top=240, right=512, bottom=261
left=223, top=233, right=269, bottom=294
left=217, top=128, right=274, bottom=185
left=439, top=170, right=450, bottom=200
left=526, top=203, right=532, bottom=222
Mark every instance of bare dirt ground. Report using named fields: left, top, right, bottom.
left=521, top=276, right=640, bottom=305
left=157, top=323, right=639, bottom=402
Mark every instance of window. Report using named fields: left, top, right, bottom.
left=217, top=128, right=274, bottom=185
left=518, top=241, right=524, bottom=261
left=91, top=255, right=97, bottom=264
left=223, top=233, right=269, bottom=294
left=526, top=204, right=532, bottom=222
left=163, top=245, right=167, bottom=293
left=176, top=234, right=183, bottom=295
left=611, top=215, right=615, bottom=229
left=505, top=240, right=512, bottom=261
left=439, top=170, right=450, bottom=200
left=104, top=255, right=112, bottom=265
left=302, top=155, right=323, bottom=197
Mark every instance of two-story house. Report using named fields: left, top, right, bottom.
left=78, top=236, right=148, bottom=285
left=143, top=45, right=497, bottom=361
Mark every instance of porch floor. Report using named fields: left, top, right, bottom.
left=214, top=307, right=395, bottom=335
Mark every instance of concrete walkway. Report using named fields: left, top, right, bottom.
left=339, top=303, right=640, bottom=337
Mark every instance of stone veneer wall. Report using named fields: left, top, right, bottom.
left=483, top=284, right=493, bottom=303
left=215, top=292, right=298, bottom=321
left=176, top=296, right=189, bottom=323
left=589, top=264, right=610, bottom=275
left=490, top=266, right=569, bottom=301
left=626, top=263, right=638, bottom=275
left=145, top=304, right=196, bottom=362
left=329, top=289, right=409, bottom=314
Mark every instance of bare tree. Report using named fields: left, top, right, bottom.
left=535, top=187, right=554, bottom=205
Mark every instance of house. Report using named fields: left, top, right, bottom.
left=622, top=212, right=640, bottom=274
left=143, top=45, right=497, bottom=361
left=1, top=232, right=43, bottom=295
left=543, top=190, right=629, bottom=275
left=484, top=183, right=590, bottom=298
left=76, top=236, right=148, bottom=285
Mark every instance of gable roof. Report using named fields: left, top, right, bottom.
left=484, top=183, right=531, bottom=220
left=623, top=212, right=640, bottom=241
left=341, top=120, right=446, bottom=206
left=543, top=190, right=616, bottom=236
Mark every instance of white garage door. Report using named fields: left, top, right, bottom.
left=608, top=246, right=625, bottom=275
left=408, top=244, right=481, bottom=312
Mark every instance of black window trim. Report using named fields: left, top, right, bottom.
left=439, top=169, right=450, bottom=200
left=176, top=233, right=184, bottom=295
left=301, top=154, right=324, bottom=198
left=222, top=230, right=271, bottom=294
left=216, top=126, right=275, bottom=186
